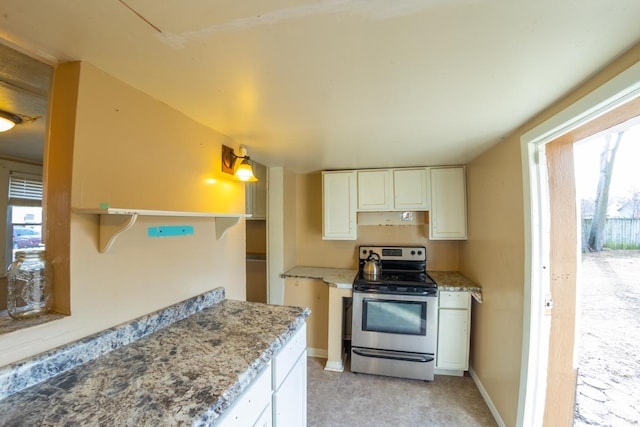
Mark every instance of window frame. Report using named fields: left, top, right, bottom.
left=5, top=172, right=43, bottom=269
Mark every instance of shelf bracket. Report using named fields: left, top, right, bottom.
left=215, top=217, right=241, bottom=239
left=99, top=213, right=138, bottom=253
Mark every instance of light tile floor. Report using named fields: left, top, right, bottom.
left=307, top=356, right=498, bottom=427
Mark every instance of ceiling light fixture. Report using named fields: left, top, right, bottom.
left=221, top=145, right=258, bottom=182
left=0, top=110, right=23, bottom=132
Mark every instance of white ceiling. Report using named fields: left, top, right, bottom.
left=1, top=0, right=640, bottom=172
left=0, top=43, right=51, bottom=163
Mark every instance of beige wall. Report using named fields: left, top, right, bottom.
left=462, top=135, right=525, bottom=426
left=0, top=62, right=247, bottom=367
left=294, top=172, right=460, bottom=270
left=461, top=42, right=640, bottom=426
left=71, top=64, right=245, bottom=214
left=284, top=278, right=328, bottom=352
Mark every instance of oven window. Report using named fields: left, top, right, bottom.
left=362, top=298, right=426, bottom=335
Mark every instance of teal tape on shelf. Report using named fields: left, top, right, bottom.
left=148, top=225, right=194, bottom=237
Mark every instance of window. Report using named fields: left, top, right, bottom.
left=6, top=172, right=43, bottom=268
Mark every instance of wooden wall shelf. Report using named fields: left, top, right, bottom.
left=73, top=208, right=249, bottom=253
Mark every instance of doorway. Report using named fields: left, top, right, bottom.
left=519, top=63, right=640, bottom=426
left=245, top=161, right=268, bottom=303
left=544, top=98, right=640, bottom=425
left=572, top=118, right=640, bottom=425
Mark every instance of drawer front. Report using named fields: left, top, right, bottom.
left=216, top=363, right=271, bottom=426
left=439, top=291, right=470, bottom=309
left=273, top=324, right=307, bottom=389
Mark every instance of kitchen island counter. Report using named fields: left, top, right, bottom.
left=0, top=288, right=309, bottom=426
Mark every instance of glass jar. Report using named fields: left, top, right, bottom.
left=7, top=250, right=53, bottom=319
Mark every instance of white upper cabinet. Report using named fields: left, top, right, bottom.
left=322, top=166, right=466, bottom=240
left=357, top=170, right=393, bottom=211
left=357, top=168, right=429, bottom=211
left=322, top=171, right=357, bottom=240
left=393, top=168, right=430, bottom=210
left=429, top=167, right=467, bottom=240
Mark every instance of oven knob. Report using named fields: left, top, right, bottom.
left=417, top=250, right=423, bottom=256
left=411, top=250, right=415, bottom=255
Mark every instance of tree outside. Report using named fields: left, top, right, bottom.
left=575, top=116, right=640, bottom=251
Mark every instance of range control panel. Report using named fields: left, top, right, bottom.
left=358, top=246, right=426, bottom=261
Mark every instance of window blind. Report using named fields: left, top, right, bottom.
left=8, top=172, right=43, bottom=206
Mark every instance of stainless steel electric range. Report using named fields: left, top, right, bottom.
left=350, top=245, right=438, bottom=381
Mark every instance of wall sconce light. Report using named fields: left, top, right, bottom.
left=221, top=145, right=258, bottom=182
left=0, top=110, right=23, bottom=132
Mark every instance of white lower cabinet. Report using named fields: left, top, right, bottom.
left=272, top=324, right=307, bottom=426
left=216, top=363, right=272, bottom=426
left=273, top=350, right=307, bottom=426
left=436, top=291, right=471, bottom=375
left=217, top=324, right=307, bottom=426
left=254, top=404, right=273, bottom=427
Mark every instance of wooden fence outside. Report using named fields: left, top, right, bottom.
left=581, top=218, right=640, bottom=250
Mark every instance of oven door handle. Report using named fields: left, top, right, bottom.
left=353, top=284, right=436, bottom=296
left=352, top=348, right=434, bottom=363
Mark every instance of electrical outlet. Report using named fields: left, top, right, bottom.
left=400, top=212, right=414, bottom=222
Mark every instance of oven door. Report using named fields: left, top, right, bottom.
left=351, top=290, right=437, bottom=354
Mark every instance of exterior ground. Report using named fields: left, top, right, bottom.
left=574, top=250, right=640, bottom=426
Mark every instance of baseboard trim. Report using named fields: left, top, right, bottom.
left=469, top=366, right=507, bottom=427
left=305, top=348, right=347, bottom=372
left=435, top=368, right=464, bottom=376
left=306, top=347, right=328, bottom=359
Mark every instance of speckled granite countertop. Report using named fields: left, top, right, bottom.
left=0, top=288, right=309, bottom=426
left=282, top=266, right=357, bottom=288
left=428, top=271, right=483, bottom=303
left=280, top=266, right=482, bottom=302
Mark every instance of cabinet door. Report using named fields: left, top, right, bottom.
left=430, top=167, right=467, bottom=239
left=273, top=324, right=307, bottom=388
left=273, top=351, right=307, bottom=427
left=254, top=404, right=273, bottom=427
left=322, top=171, right=357, bottom=240
left=436, top=308, right=470, bottom=370
left=393, top=168, right=429, bottom=210
left=216, top=364, right=272, bottom=425
left=357, top=170, right=393, bottom=211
